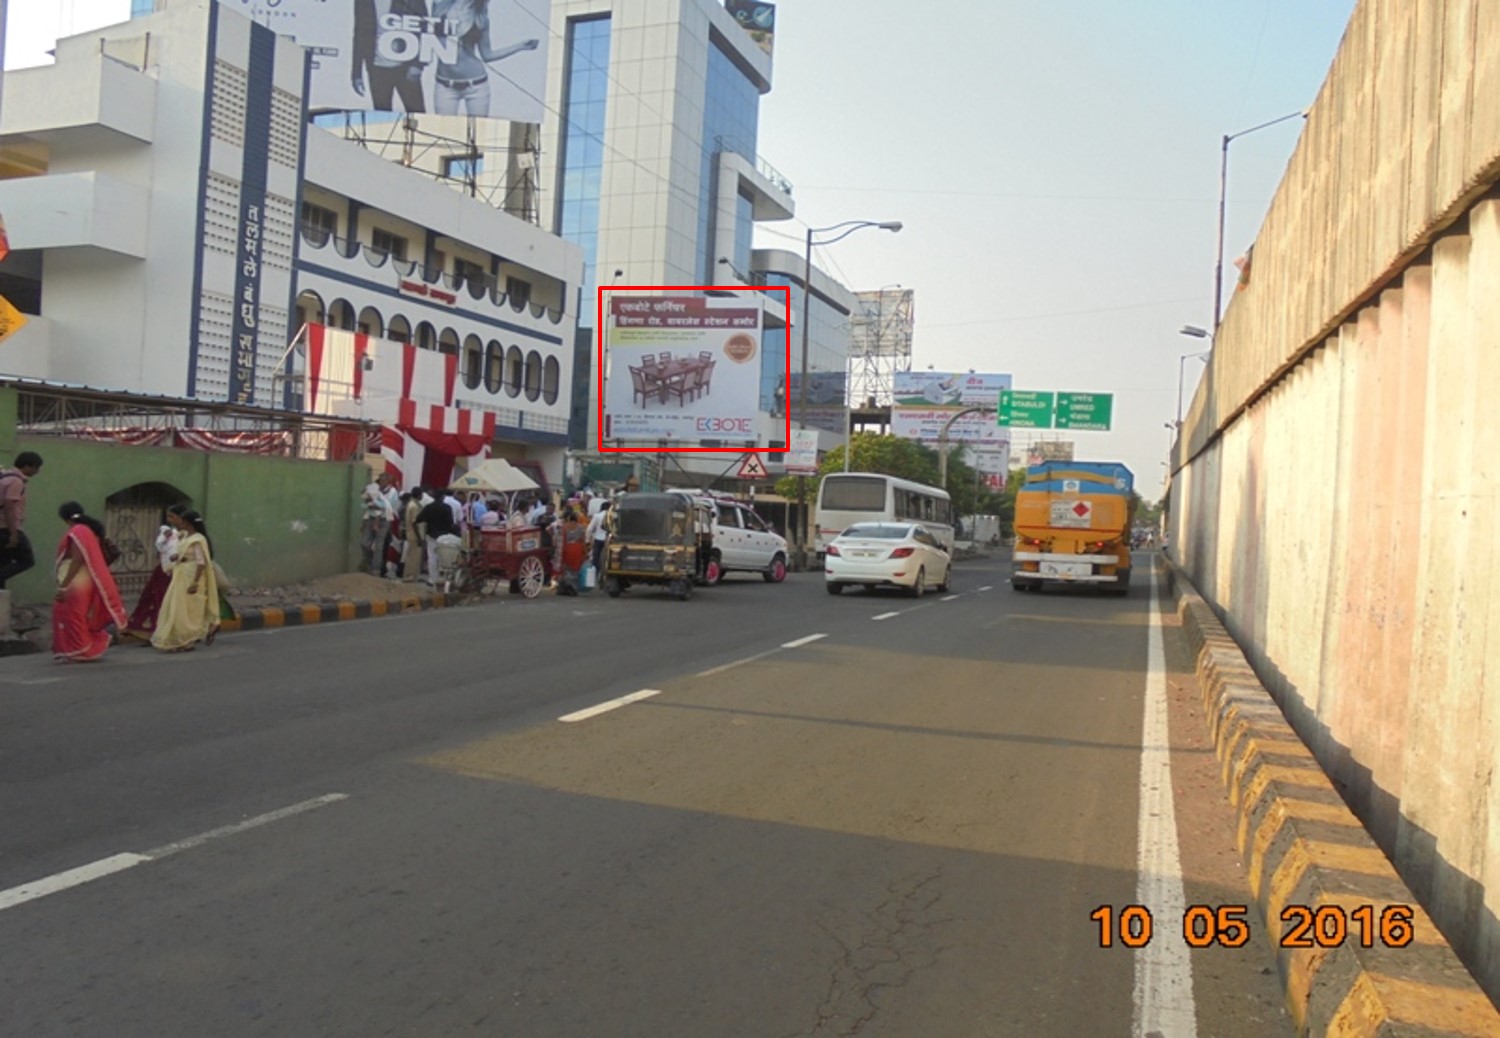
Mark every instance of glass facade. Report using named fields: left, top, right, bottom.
left=698, top=42, right=760, bottom=281
left=557, top=15, right=612, bottom=329
left=130, top=0, right=154, bottom=17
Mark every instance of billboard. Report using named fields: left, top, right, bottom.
left=603, top=295, right=764, bottom=443
left=851, top=288, right=913, bottom=359
left=725, top=0, right=775, bottom=56
left=227, top=0, right=551, bottom=121
left=892, top=371, right=1011, bottom=449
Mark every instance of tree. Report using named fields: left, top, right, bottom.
left=774, top=432, right=940, bottom=498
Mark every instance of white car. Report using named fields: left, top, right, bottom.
left=824, top=522, right=952, bottom=597
left=668, top=491, right=789, bottom=583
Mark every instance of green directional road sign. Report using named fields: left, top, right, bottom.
left=997, top=390, right=1056, bottom=428
left=1055, top=392, right=1114, bottom=431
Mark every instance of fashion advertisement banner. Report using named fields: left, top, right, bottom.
left=603, top=295, right=763, bottom=443
left=891, top=371, right=1012, bottom=448
left=226, top=0, right=551, bottom=120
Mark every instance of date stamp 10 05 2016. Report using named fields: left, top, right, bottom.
left=1090, top=903, right=1416, bottom=950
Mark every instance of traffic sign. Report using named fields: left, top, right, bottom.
left=737, top=453, right=770, bottom=479
left=0, top=295, right=26, bottom=347
left=1055, top=392, right=1113, bottom=431
left=997, top=390, right=1055, bottom=428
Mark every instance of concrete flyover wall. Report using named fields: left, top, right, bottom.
left=1169, top=0, right=1500, bottom=1004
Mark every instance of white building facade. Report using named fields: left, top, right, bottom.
left=0, top=0, right=583, bottom=489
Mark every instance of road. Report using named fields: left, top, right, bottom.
left=0, top=554, right=1291, bottom=1036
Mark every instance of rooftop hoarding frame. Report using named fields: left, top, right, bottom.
left=230, top=0, right=552, bottom=122
left=596, top=286, right=791, bottom=454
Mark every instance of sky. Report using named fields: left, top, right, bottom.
left=4, top=0, right=1358, bottom=498
left=755, top=0, right=1357, bottom=497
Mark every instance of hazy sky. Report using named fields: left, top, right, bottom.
left=756, top=1, right=1356, bottom=495
left=6, top=1, right=1357, bottom=496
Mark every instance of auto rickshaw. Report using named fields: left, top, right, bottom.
left=604, top=492, right=714, bottom=600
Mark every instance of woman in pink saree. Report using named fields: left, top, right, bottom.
left=52, top=502, right=128, bottom=663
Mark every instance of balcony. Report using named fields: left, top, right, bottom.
left=0, top=172, right=149, bottom=258
left=0, top=54, right=155, bottom=146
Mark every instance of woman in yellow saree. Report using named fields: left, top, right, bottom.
left=151, top=510, right=220, bottom=652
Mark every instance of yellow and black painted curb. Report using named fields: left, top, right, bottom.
left=219, top=591, right=458, bottom=633
left=1163, top=558, right=1500, bottom=1037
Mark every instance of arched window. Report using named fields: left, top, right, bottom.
left=356, top=306, right=384, bottom=338
left=416, top=321, right=437, bottom=351
left=542, top=356, right=560, bottom=405
left=387, top=315, right=412, bottom=345
left=295, top=290, right=325, bottom=328
left=438, top=327, right=460, bottom=356
left=505, top=346, right=524, bottom=398
left=484, top=341, right=504, bottom=393
left=524, top=350, right=543, bottom=402
left=328, top=298, right=356, bottom=331
left=462, top=334, right=484, bottom=390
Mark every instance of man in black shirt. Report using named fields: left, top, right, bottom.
left=416, top=490, right=459, bottom=585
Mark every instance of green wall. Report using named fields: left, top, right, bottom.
left=1, top=387, right=367, bottom=605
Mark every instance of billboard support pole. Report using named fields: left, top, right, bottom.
left=937, top=406, right=996, bottom=490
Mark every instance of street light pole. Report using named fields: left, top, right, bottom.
left=1177, top=324, right=1212, bottom=427
left=794, top=219, right=902, bottom=568
left=1213, top=109, right=1307, bottom=330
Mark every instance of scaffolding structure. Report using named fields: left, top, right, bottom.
left=325, top=112, right=543, bottom=225
left=848, top=288, right=913, bottom=408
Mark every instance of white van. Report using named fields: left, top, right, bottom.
left=667, top=490, right=789, bottom=583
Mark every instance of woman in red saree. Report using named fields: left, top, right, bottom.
left=53, top=502, right=127, bottom=663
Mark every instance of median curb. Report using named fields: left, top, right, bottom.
left=1162, top=556, right=1500, bottom=1037
left=220, top=589, right=459, bottom=632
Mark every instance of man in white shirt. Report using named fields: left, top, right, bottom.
left=526, top=497, right=547, bottom=525
left=360, top=472, right=398, bottom=576
left=586, top=501, right=612, bottom=573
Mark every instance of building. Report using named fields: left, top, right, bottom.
left=343, top=0, right=864, bottom=478
left=0, top=0, right=584, bottom=490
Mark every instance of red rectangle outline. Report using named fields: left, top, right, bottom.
left=596, top=285, right=792, bottom=454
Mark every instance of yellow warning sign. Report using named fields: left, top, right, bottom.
left=0, top=295, right=27, bottom=346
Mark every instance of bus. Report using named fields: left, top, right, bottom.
left=814, top=472, right=954, bottom=558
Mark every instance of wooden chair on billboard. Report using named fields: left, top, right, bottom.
left=658, top=351, right=672, bottom=365
left=629, top=366, right=652, bottom=406
left=699, top=359, right=716, bottom=398
left=666, top=366, right=701, bottom=407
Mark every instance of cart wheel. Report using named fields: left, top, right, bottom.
left=517, top=555, right=546, bottom=598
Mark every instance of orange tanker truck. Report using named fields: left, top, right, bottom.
left=1011, top=461, right=1134, bottom=595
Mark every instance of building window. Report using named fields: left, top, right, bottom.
left=443, top=153, right=483, bottom=180
left=370, top=229, right=408, bottom=262
left=454, top=259, right=488, bottom=292
left=542, top=356, right=561, bottom=405
left=557, top=15, right=612, bottom=327
left=505, top=346, right=524, bottom=398
left=698, top=40, right=762, bottom=281
left=505, top=276, right=532, bottom=308
left=485, top=342, right=505, bottom=392
left=524, top=351, right=543, bottom=402
left=301, top=202, right=337, bottom=244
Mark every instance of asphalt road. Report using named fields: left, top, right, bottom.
left=0, top=555, right=1291, bottom=1036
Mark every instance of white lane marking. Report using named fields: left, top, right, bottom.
left=940, top=594, right=960, bottom=602
left=0, top=793, right=348, bottom=914
left=871, top=611, right=901, bottom=621
left=0, top=675, right=63, bottom=685
left=1132, top=567, right=1197, bottom=1037
left=0, top=854, right=151, bottom=911
left=694, top=648, right=783, bottom=678
left=559, top=688, right=661, bottom=723
left=781, top=633, right=827, bottom=649
left=977, top=585, right=994, bottom=592
left=144, top=793, right=349, bottom=859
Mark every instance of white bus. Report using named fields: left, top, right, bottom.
left=814, top=473, right=955, bottom=557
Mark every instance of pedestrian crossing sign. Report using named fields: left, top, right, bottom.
left=737, top=453, right=770, bottom=479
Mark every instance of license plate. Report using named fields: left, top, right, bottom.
left=851, top=550, right=878, bottom=559
left=1040, top=561, right=1090, bottom=578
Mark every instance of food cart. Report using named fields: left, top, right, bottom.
left=445, top=458, right=550, bottom=598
